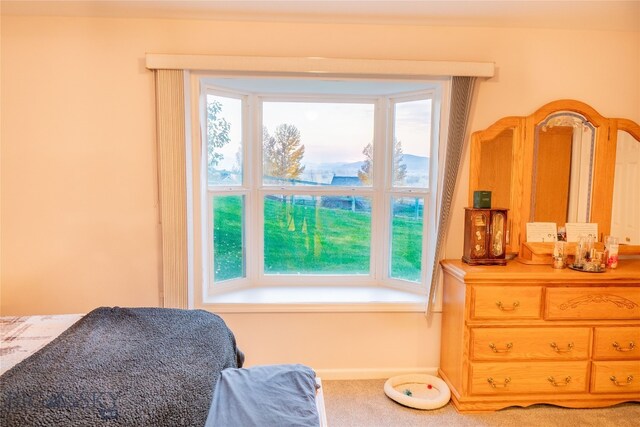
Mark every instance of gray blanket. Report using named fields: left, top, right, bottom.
left=0, top=307, right=243, bottom=426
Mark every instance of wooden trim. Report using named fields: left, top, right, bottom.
left=605, top=118, right=640, bottom=253
left=590, top=122, right=615, bottom=238
left=155, top=69, right=188, bottom=309
left=617, top=118, right=640, bottom=141
left=530, top=99, right=609, bottom=126
left=468, top=118, right=522, bottom=206
left=468, top=116, right=524, bottom=253
left=442, top=258, right=640, bottom=282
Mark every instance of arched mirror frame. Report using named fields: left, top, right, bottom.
left=469, top=99, right=640, bottom=257
left=607, top=117, right=640, bottom=249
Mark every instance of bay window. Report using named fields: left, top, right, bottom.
left=190, top=76, right=446, bottom=303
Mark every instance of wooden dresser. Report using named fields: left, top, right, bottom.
left=439, top=259, right=640, bottom=412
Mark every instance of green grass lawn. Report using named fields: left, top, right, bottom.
left=212, top=195, right=245, bottom=282
left=213, top=196, right=423, bottom=283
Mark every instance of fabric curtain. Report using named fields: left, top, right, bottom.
left=426, top=76, right=478, bottom=320
left=154, top=69, right=188, bottom=309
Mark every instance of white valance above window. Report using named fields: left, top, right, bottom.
left=145, top=54, right=494, bottom=78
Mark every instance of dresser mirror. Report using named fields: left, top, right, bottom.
left=531, top=112, right=596, bottom=225
left=611, top=126, right=640, bottom=245
left=469, top=99, right=640, bottom=257
left=469, top=118, right=523, bottom=254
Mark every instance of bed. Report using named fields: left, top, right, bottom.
left=0, top=307, right=326, bottom=426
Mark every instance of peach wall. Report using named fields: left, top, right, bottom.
left=1, top=15, right=638, bottom=375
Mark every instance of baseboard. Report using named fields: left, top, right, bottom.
left=315, top=366, right=438, bottom=380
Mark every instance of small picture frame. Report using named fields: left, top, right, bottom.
left=526, top=222, right=558, bottom=242
left=565, top=223, right=598, bottom=243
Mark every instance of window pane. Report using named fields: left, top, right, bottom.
left=262, top=102, right=374, bottom=186
left=207, top=94, right=242, bottom=186
left=213, top=195, right=245, bottom=283
left=393, top=99, right=432, bottom=188
left=263, top=195, right=371, bottom=274
left=390, top=197, right=424, bottom=282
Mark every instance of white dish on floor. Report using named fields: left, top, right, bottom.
left=384, top=374, right=450, bottom=410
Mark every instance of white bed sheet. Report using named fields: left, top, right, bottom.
left=0, top=314, right=82, bottom=375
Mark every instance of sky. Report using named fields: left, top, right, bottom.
left=263, top=101, right=373, bottom=165
left=209, top=95, right=432, bottom=172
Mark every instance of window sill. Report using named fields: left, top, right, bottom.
left=201, top=286, right=427, bottom=313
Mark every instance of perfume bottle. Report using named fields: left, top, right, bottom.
left=552, top=241, right=566, bottom=269
left=605, top=236, right=619, bottom=269
left=575, top=235, right=591, bottom=267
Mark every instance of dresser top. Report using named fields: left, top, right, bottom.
left=441, top=258, right=640, bottom=283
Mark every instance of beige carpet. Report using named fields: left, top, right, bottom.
left=322, top=379, right=640, bottom=427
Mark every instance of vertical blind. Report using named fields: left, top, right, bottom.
left=155, top=69, right=189, bottom=309
left=426, top=76, right=477, bottom=319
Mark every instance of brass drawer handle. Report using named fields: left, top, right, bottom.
left=487, top=377, right=511, bottom=388
left=548, top=376, right=572, bottom=387
left=495, top=301, right=520, bottom=311
left=549, top=342, right=574, bottom=353
left=610, top=375, right=634, bottom=386
left=489, top=342, right=513, bottom=353
left=612, top=341, right=636, bottom=352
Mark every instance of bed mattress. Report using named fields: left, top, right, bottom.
left=0, top=307, right=244, bottom=426
left=0, top=310, right=327, bottom=427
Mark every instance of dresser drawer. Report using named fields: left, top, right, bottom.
left=470, top=361, right=588, bottom=395
left=471, top=327, right=590, bottom=361
left=593, top=327, right=640, bottom=360
left=545, top=287, right=640, bottom=320
left=471, top=286, right=542, bottom=319
left=591, top=361, right=640, bottom=394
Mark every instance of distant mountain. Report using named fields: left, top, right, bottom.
left=301, top=154, right=429, bottom=185
left=402, top=154, right=428, bottom=171
left=305, top=154, right=428, bottom=175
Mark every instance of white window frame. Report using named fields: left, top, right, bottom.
left=201, top=86, right=253, bottom=294
left=383, top=92, right=441, bottom=293
left=257, top=94, right=379, bottom=288
left=187, top=73, right=449, bottom=307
